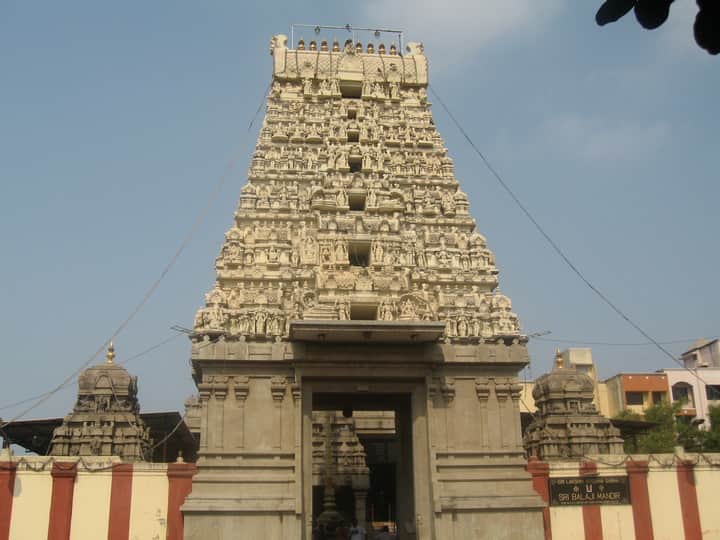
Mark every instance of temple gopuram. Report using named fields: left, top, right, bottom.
left=182, top=32, right=545, bottom=540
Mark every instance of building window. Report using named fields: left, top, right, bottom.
left=652, top=391, right=666, bottom=405
left=349, top=160, right=361, bottom=173
left=347, top=131, right=359, bottom=143
left=706, top=385, right=720, bottom=401
left=348, top=242, right=370, bottom=267
left=625, top=392, right=644, bottom=406
left=672, top=383, right=695, bottom=408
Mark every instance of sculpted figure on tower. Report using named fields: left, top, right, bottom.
left=193, top=35, right=522, bottom=345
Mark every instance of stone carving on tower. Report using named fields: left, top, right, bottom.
left=184, top=32, right=545, bottom=540
left=191, top=35, right=521, bottom=346
left=49, top=344, right=152, bottom=461
left=524, top=351, right=624, bottom=460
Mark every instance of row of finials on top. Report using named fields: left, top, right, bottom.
left=296, top=38, right=400, bottom=55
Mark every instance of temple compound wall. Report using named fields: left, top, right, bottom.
left=0, top=455, right=196, bottom=540
left=527, top=453, right=720, bottom=540
left=3, top=453, right=720, bottom=539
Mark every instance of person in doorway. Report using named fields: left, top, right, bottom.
left=348, top=518, right=366, bottom=540
left=375, top=525, right=392, bottom=540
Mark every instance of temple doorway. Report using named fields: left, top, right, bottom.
left=310, top=391, right=416, bottom=540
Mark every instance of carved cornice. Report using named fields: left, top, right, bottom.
left=495, top=382, right=511, bottom=402
left=290, top=380, right=302, bottom=403
left=475, top=379, right=491, bottom=402
left=429, top=377, right=455, bottom=403
left=197, top=383, right=212, bottom=401
left=233, top=376, right=250, bottom=402
left=270, top=377, right=287, bottom=403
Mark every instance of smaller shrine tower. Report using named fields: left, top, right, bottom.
left=524, top=351, right=624, bottom=460
left=49, top=343, right=152, bottom=461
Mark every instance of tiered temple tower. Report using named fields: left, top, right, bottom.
left=49, top=344, right=152, bottom=461
left=524, top=351, right=624, bottom=460
left=182, top=33, right=544, bottom=540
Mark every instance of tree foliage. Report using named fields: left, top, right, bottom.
left=615, top=402, right=720, bottom=453
left=614, top=409, right=643, bottom=421
left=596, top=0, right=720, bottom=55
left=637, top=401, right=679, bottom=453
left=702, top=404, right=720, bottom=451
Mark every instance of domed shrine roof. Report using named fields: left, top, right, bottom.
left=524, top=351, right=623, bottom=460
left=48, top=343, right=151, bottom=461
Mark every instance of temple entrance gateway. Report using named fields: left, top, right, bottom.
left=182, top=32, right=545, bottom=539
left=310, top=391, right=417, bottom=539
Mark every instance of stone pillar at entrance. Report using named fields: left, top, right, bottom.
left=354, top=489, right=368, bottom=530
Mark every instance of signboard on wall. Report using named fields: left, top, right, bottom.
left=549, top=476, right=630, bottom=506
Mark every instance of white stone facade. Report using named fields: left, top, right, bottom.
left=182, top=35, right=543, bottom=540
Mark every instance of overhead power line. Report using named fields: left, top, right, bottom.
left=0, top=333, right=183, bottom=413
left=248, top=82, right=272, bottom=132
left=427, top=85, right=716, bottom=391
left=1, top=81, right=275, bottom=435
left=0, top=134, right=253, bottom=431
left=533, top=336, right=718, bottom=347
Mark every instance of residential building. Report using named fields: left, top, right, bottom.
left=662, top=368, right=720, bottom=425
left=681, top=338, right=720, bottom=369
left=603, top=373, right=670, bottom=418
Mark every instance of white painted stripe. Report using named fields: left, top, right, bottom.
left=128, top=465, right=169, bottom=540
left=8, top=470, right=52, bottom=540
left=69, top=470, right=112, bottom=540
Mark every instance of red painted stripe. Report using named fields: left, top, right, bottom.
left=108, top=464, right=133, bottom=540
left=676, top=461, right=702, bottom=540
left=626, top=460, right=653, bottom=540
left=0, top=460, right=17, bottom=540
left=166, top=463, right=196, bottom=540
left=579, top=462, right=603, bottom=540
left=527, top=458, right=552, bottom=540
left=48, top=462, right=78, bottom=540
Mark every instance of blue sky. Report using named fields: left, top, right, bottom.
left=1, top=1, right=718, bottom=422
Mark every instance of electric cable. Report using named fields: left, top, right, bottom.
left=0, top=333, right=182, bottom=413
left=534, top=336, right=719, bottom=347
left=0, top=336, right=216, bottom=455
left=428, top=84, right=718, bottom=393
left=1, top=78, right=275, bottom=432
left=149, top=413, right=187, bottom=452
left=2, top=77, right=273, bottom=442
left=248, top=82, right=272, bottom=133
left=0, top=132, right=252, bottom=431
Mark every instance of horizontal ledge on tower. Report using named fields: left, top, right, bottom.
left=289, top=320, right=445, bottom=343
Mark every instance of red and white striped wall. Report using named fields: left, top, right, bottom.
left=3, top=453, right=720, bottom=539
left=0, top=457, right=195, bottom=540
left=528, top=454, right=720, bottom=540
